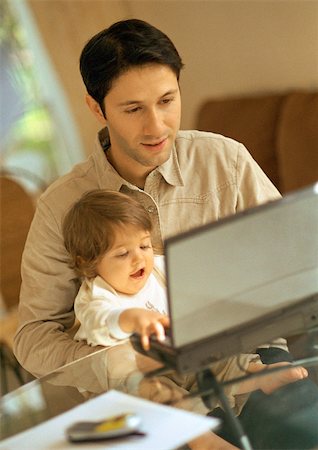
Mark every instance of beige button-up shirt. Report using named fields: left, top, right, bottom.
left=15, top=129, right=281, bottom=378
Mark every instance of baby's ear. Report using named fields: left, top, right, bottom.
left=76, top=256, right=96, bottom=279
left=76, top=255, right=86, bottom=270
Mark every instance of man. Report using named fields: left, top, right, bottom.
left=14, top=19, right=301, bottom=449
left=15, top=19, right=281, bottom=376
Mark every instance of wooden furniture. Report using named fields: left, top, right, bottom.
left=197, top=90, right=318, bottom=194
left=0, top=174, right=36, bottom=394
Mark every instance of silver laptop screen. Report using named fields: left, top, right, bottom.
left=165, top=184, right=318, bottom=348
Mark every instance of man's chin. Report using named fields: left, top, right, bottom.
left=142, top=148, right=172, bottom=168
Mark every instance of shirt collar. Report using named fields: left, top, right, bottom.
left=93, top=128, right=125, bottom=191
left=98, top=127, right=111, bottom=152
left=95, top=127, right=184, bottom=189
left=157, top=142, right=184, bottom=187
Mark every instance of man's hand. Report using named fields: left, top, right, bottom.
left=119, top=308, right=170, bottom=350
left=242, top=361, right=308, bottom=395
left=256, top=361, right=308, bottom=394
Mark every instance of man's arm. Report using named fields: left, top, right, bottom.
left=14, top=198, right=100, bottom=377
left=14, top=320, right=98, bottom=377
left=235, top=143, right=281, bottom=211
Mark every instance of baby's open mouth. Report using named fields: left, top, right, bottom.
left=130, top=268, right=145, bottom=278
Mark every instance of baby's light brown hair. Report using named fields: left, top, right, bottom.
left=62, top=190, right=152, bottom=278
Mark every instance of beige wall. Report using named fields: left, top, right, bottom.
left=27, top=0, right=318, bottom=157
left=27, top=0, right=131, bottom=158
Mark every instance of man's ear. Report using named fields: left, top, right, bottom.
left=85, top=94, right=107, bottom=125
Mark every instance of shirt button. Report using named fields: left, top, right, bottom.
left=147, top=206, right=155, bottom=214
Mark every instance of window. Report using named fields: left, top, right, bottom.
left=0, top=0, right=84, bottom=193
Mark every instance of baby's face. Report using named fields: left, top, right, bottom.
left=96, top=225, right=154, bottom=295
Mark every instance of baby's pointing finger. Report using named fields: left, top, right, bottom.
left=141, top=333, right=150, bottom=351
left=153, top=321, right=166, bottom=342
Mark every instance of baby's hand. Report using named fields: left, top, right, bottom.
left=120, top=308, right=170, bottom=350
left=135, top=309, right=170, bottom=351
left=259, top=361, right=308, bottom=394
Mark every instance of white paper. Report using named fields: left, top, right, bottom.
left=0, top=390, right=219, bottom=450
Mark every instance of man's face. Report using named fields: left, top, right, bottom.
left=103, top=64, right=181, bottom=187
left=96, top=225, right=154, bottom=295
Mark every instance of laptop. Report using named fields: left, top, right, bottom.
left=131, top=183, right=318, bottom=374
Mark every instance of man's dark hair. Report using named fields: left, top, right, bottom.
left=79, top=19, right=184, bottom=115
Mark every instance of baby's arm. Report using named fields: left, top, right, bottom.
left=237, top=361, right=308, bottom=395
left=119, top=308, right=170, bottom=350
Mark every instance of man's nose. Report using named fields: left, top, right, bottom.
left=143, top=108, right=164, bottom=136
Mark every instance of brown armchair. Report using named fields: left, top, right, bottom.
left=196, top=91, right=318, bottom=193
left=0, top=173, right=37, bottom=393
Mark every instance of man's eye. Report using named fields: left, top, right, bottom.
left=126, top=106, right=141, bottom=114
left=161, top=97, right=173, bottom=105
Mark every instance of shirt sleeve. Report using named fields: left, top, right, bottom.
left=236, top=143, right=281, bottom=211
left=106, top=309, right=132, bottom=340
left=14, top=198, right=98, bottom=377
left=211, top=353, right=262, bottom=415
left=74, top=280, right=131, bottom=346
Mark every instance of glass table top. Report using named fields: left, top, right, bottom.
left=1, top=329, right=318, bottom=449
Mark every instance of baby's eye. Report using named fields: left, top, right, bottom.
left=140, top=245, right=151, bottom=250
left=116, top=251, right=128, bottom=258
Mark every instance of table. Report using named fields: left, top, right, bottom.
left=1, top=330, right=318, bottom=449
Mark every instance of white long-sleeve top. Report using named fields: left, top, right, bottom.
left=74, top=255, right=167, bottom=347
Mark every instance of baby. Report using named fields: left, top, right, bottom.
left=63, top=189, right=169, bottom=351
